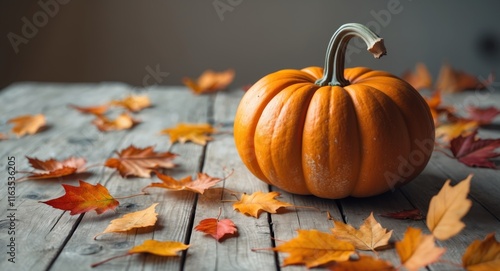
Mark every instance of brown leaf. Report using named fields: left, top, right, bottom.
left=331, top=212, right=392, bottom=251
left=396, top=227, right=446, bottom=271
left=402, top=62, right=432, bottom=91
left=233, top=191, right=292, bottom=218
left=273, top=229, right=355, bottom=268
left=426, top=175, right=473, bottom=240
left=195, top=217, right=237, bottom=242
left=450, top=130, right=500, bottom=168
left=160, top=123, right=216, bottom=145
left=104, top=145, right=177, bottom=178
left=462, top=233, right=500, bottom=271
left=329, top=255, right=396, bottom=271
left=144, top=171, right=222, bottom=194
left=380, top=209, right=424, bottom=221
left=69, top=104, right=109, bottom=115
left=22, top=156, right=87, bottom=180
left=109, top=95, right=151, bottom=112
left=8, top=114, right=46, bottom=137
left=92, top=113, right=140, bottom=132
left=183, top=69, right=235, bottom=94
left=436, top=63, right=490, bottom=93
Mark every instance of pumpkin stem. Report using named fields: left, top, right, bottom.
left=315, top=23, right=387, bottom=87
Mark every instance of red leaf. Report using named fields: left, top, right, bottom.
left=380, top=209, right=425, bottom=221
left=450, top=130, right=500, bottom=168
left=195, top=217, right=237, bottom=242
left=466, top=106, right=500, bottom=125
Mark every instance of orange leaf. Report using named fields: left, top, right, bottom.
left=329, top=255, right=396, bottom=271
left=436, top=63, right=490, bottom=93
left=104, top=145, right=177, bottom=178
left=0, top=133, right=8, bottom=140
left=109, top=95, right=151, bottom=112
left=41, top=180, right=119, bottom=215
left=331, top=212, right=392, bottom=251
left=402, top=62, right=432, bottom=91
left=21, top=156, right=86, bottom=181
left=94, top=203, right=158, bottom=239
left=396, top=227, right=445, bottom=271
left=92, top=112, right=140, bottom=132
left=462, top=233, right=500, bottom=271
left=8, top=114, right=46, bottom=137
left=69, top=104, right=109, bottom=115
left=160, top=123, right=216, bottom=145
left=435, top=120, right=479, bottom=143
left=233, top=191, right=292, bottom=218
left=195, top=217, right=237, bottom=242
left=144, top=172, right=222, bottom=194
left=183, top=69, right=235, bottom=94
left=273, top=229, right=355, bottom=268
left=426, top=175, right=472, bottom=240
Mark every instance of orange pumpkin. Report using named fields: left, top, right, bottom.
left=234, top=23, right=435, bottom=199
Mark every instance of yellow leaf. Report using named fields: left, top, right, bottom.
left=329, top=255, right=396, bottom=271
left=8, top=114, right=46, bottom=137
left=94, top=203, right=158, bottom=239
left=109, top=95, right=151, bottom=112
left=396, top=227, right=446, bottom=271
left=331, top=212, right=392, bottom=251
left=160, top=123, right=216, bottom=145
left=128, top=239, right=189, bottom=256
left=435, top=120, right=479, bottom=143
left=462, top=233, right=500, bottom=271
left=426, top=175, right=472, bottom=240
left=233, top=191, right=292, bottom=218
left=274, top=229, right=355, bottom=268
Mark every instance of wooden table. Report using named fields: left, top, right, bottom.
left=0, top=82, right=499, bottom=271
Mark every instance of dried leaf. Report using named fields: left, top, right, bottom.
left=144, top=171, right=222, bottom=194
left=104, top=145, right=177, bottom=178
left=109, top=95, right=151, bottom=112
left=273, top=229, right=355, bottom=268
left=462, top=233, right=500, bottom=271
left=69, top=104, right=109, bottom=115
left=22, top=156, right=87, bottom=180
left=402, top=62, right=432, bottom=91
left=450, top=130, right=500, bottom=168
left=0, top=133, right=8, bottom=140
left=41, top=180, right=119, bottom=215
left=436, top=63, right=490, bottom=93
left=160, top=123, right=216, bottom=145
left=331, top=212, right=392, bottom=251
left=396, top=227, right=446, bottom=271
left=183, top=69, right=235, bottom=94
left=94, top=203, right=158, bottom=239
left=423, top=90, right=454, bottom=125
left=466, top=106, right=500, bottom=125
left=380, top=209, right=424, bottom=221
left=233, top=191, right=292, bottom=218
left=92, top=113, right=140, bottom=132
left=435, top=120, right=479, bottom=143
left=329, top=255, right=396, bottom=271
left=195, top=217, right=237, bottom=242
left=426, top=175, right=473, bottom=240
left=8, top=114, right=46, bottom=137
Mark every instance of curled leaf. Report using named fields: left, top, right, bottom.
left=109, top=95, right=151, bottom=112
left=183, top=69, right=235, bottom=94
left=21, top=156, right=87, bottom=181
left=8, top=114, right=46, bottom=137
left=92, top=113, right=140, bottom=132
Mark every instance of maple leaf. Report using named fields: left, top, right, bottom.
left=402, top=62, right=432, bottom=91
left=109, top=94, right=151, bottom=112
left=160, top=123, right=216, bottom=145
left=426, top=174, right=472, bottom=240
left=21, top=156, right=87, bottom=181
left=331, top=212, right=392, bottom=251
left=395, top=227, right=446, bottom=271
left=92, top=112, right=140, bottom=132
left=69, top=104, right=109, bottom=115
left=143, top=171, right=222, bottom=194
left=233, top=191, right=292, bottom=218
left=104, top=145, right=177, bottom=178
left=462, top=233, right=500, bottom=271
left=8, top=114, right=46, bottom=137
left=94, top=203, right=158, bottom=239
left=380, top=209, right=425, bottom=221
left=449, top=131, right=500, bottom=168
left=91, top=239, right=189, bottom=268
left=273, top=229, right=355, bottom=268
left=195, top=209, right=237, bottom=242
left=183, top=69, right=235, bottom=94
left=436, top=63, right=491, bottom=93
left=41, top=180, right=119, bottom=215
left=328, top=255, right=396, bottom=271
left=466, top=106, right=500, bottom=125
left=435, top=120, right=479, bottom=143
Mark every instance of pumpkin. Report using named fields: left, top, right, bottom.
left=233, top=23, right=435, bottom=199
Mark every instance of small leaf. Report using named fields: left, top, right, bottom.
left=427, top=175, right=472, bottom=240
left=380, top=209, right=424, bottom=221
left=22, top=156, right=87, bottom=180
left=144, top=171, right=222, bottom=194
left=436, top=63, right=491, bottom=93
left=402, top=62, right=432, bottom=91
left=183, top=69, right=235, bottom=94
left=92, top=113, right=140, bottom=132
left=69, top=104, right=109, bottom=115
left=233, top=191, right=292, bottom=218
left=435, top=120, right=479, bottom=143
left=329, top=255, right=396, bottom=271
left=109, top=95, right=151, bottom=112
left=450, top=130, right=500, bottom=168
left=8, top=114, right=46, bottom=137
left=160, top=123, right=216, bottom=145
left=195, top=217, right=237, bottom=242
left=466, top=106, right=500, bottom=125
left=396, top=227, right=446, bottom=271
left=462, top=233, right=500, bottom=271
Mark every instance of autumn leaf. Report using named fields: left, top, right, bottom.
left=104, top=145, right=177, bottom=178
left=69, top=104, right=109, bottom=115
left=92, top=112, right=140, bottom=132
left=233, top=191, right=292, bottom=218
left=143, top=171, right=222, bottom=194
left=436, top=63, right=490, bottom=93
left=160, top=123, right=216, bottom=145
left=91, top=239, right=189, bottom=268
left=466, top=106, right=500, bottom=125
left=0, top=133, right=8, bottom=140
left=94, top=203, right=158, bottom=239
left=380, top=209, right=424, bottom=221
left=8, top=114, right=46, bottom=137
left=183, top=69, right=235, bottom=94
left=20, top=156, right=87, bottom=181
left=402, top=62, right=432, bottom=91
left=462, top=233, right=500, bottom=271
left=435, top=120, right=479, bottom=143
left=195, top=209, right=237, bottom=242
left=328, top=255, right=396, bottom=271
left=272, top=229, right=355, bottom=268
left=449, top=131, right=500, bottom=168
left=426, top=175, right=472, bottom=240
left=41, top=180, right=119, bottom=215
left=395, top=227, right=446, bottom=271
left=109, top=94, right=151, bottom=112
left=423, top=90, right=454, bottom=125
left=331, top=212, right=392, bottom=251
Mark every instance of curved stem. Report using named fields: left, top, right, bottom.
left=315, top=23, right=387, bottom=87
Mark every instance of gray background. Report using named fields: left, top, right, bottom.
left=1, top=0, right=499, bottom=89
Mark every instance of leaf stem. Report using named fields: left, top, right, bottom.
left=114, top=192, right=148, bottom=200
